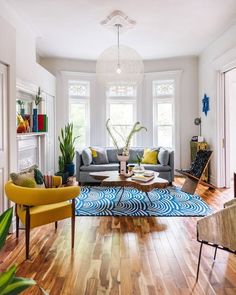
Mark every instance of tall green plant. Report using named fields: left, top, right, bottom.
left=58, top=123, right=79, bottom=165
left=0, top=207, right=48, bottom=294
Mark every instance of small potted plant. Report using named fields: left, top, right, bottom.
left=55, top=155, right=69, bottom=184
left=58, top=123, right=79, bottom=176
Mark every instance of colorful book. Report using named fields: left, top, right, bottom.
left=38, top=114, right=48, bottom=132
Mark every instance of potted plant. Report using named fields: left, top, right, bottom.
left=55, top=155, right=69, bottom=184
left=106, top=119, right=147, bottom=174
left=58, top=123, right=79, bottom=176
left=32, top=87, right=42, bottom=132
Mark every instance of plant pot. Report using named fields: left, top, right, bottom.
left=65, top=163, right=75, bottom=176
left=55, top=171, right=69, bottom=184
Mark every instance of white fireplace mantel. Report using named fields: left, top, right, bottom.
left=17, top=132, right=47, bottom=173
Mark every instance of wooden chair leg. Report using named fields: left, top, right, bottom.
left=196, top=242, right=203, bottom=282
left=71, top=199, right=75, bottom=248
left=55, top=221, right=58, bottom=230
left=25, top=206, right=30, bottom=260
left=15, top=205, right=19, bottom=238
left=182, top=177, right=199, bottom=194
left=214, top=246, right=218, bottom=260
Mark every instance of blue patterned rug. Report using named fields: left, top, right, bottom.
left=75, top=186, right=211, bottom=217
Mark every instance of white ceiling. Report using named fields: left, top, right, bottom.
left=6, top=0, right=236, bottom=60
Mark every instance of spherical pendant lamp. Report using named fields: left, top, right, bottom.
left=96, top=21, right=144, bottom=86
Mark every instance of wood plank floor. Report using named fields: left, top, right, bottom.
left=1, top=178, right=236, bottom=295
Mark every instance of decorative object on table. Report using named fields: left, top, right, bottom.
left=17, top=99, right=25, bottom=116
left=117, top=154, right=129, bottom=175
left=55, top=156, right=69, bottom=184
left=106, top=118, right=147, bottom=175
left=0, top=207, right=48, bottom=294
left=58, top=123, right=79, bottom=176
left=38, top=114, right=48, bottom=132
left=96, top=10, right=144, bottom=87
left=196, top=199, right=236, bottom=282
left=176, top=150, right=215, bottom=194
left=75, top=186, right=211, bottom=217
left=193, top=117, right=204, bottom=142
left=16, top=114, right=26, bottom=133
left=190, top=141, right=209, bottom=182
left=32, top=107, right=38, bottom=132
left=202, top=93, right=210, bottom=116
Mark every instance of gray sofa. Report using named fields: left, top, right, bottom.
left=76, top=147, right=174, bottom=184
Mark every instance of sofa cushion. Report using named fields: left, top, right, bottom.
left=128, top=148, right=144, bottom=163
left=141, top=148, right=158, bottom=164
left=90, top=147, right=109, bottom=164
left=82, top=148, right=92, bottom=166
left=80, top=163, right=119, bottom=172
left=106, top=148, right=120, bottom=163
left=158, top=148, right=170, bottom=166
left=143, top=164, right=171, bottom=172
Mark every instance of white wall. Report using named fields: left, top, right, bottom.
left=40, top=56, right=199, bottom=169
left=0, top=15, right=16, bottom=173
left=0, top=0, right=56, bottom=96
left=199, top=23, right=236, bottom=186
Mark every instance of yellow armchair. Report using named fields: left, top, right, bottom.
left=5, top=176, right=80, bottom=259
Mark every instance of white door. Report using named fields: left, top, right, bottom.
left=225, top=68, right=236, bottom=188
left=0, top=63, right=9, bottom=214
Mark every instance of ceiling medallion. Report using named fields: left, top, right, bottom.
left=96, top=11, right=144, bottom=87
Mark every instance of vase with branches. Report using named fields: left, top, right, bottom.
left=106, top=118, right=147, bottom=156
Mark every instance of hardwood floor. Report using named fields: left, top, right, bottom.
left=1, top=178, right=236, bottom=295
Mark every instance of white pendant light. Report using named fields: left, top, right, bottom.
left=96, top=11, right=144, bottom=87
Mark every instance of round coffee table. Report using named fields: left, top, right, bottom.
left=89, top=170, right=168, bottom=204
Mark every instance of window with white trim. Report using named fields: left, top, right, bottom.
left=153, top=79, right=175, bottom=148
left=107, top=84, right=137, bottom=147
left=68, top=80, right=90, bottom=148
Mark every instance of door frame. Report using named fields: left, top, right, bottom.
left=216, top=61, right=236, bottom=188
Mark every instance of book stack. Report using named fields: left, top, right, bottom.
left=38, top=114, right=48, bottom=132
left=131, top=173, right=154, bottom=182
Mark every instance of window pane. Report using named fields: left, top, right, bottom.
left=69, top=102, right=87, bottom=147
left=108, top=85, right=136, bottom=97
left=110, top=103, right=134, bottom=125
left=69, top=81, right=90, bottom=97
left=157, top=103, right=172, bottom=125
left=153, top=80, right=174, bottom=96
left=108, top=102, right=135, bottom=147
left=157, top=126, right=173, bottom=147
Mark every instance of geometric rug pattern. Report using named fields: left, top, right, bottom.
left=75, top=186, right=212, bottom=217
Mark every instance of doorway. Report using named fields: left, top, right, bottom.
left=0, top=62, right=9, bottom=214
left=224, top=68, right=236, bottom=188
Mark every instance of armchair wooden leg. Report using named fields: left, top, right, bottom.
left=25, top=206, right=30, bottom=260
left=196, top=242, right=203, bottom=282
left=214, top=246, right=218, bottom=260
left=71, top=199, right=75, bottom=249
left=15, top=205, right=19, bottom=238
left=55, top=221, right=58, bottom=230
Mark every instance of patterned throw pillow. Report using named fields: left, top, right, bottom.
left=141, top=148, right=158, bottom=165
left=10, top=165, right=45, bottom=188
left=10, top=171, right=37, bottom=188
left=90, top=147, right=109, bottom=165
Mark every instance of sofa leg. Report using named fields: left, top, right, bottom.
left=25, top=206, right=30, bottom=260
left=71, top=199, right=75, bottom=248
left=55, top=221, right=58, bottom=230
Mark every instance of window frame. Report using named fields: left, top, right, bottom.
left=68, top=80, right=90, bottom=148
left=106, top=85, right=137, bottom=147
left=153, top=80, right=175, bottom=149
